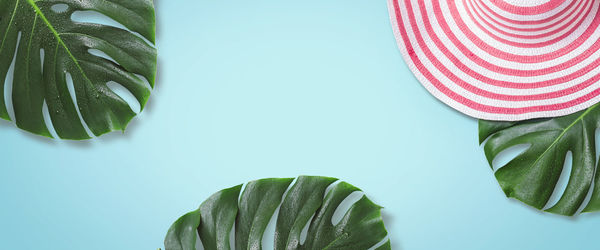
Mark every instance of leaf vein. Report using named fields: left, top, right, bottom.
left=0, top=0, right=20, bottom=55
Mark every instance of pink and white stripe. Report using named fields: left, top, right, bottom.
left=388, top=0, right=600, bottom=120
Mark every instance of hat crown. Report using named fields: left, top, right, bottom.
left=488, top=0, right=567, bottom=14
left=465, top=0, right=593, bottom=40
left=474, top=0, right=584, bottom=21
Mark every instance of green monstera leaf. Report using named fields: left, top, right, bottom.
left=164, top=176, right=391, bottom=250
left=479, top=103, right=600, bottom=216
left=0, top=0, right=156, bottom=139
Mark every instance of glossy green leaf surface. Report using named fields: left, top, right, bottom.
left=479, top=104, right=600, bottom=216
left=0, top=0, right=156, bottom=139
left=164, top=176, right=391, bottom=250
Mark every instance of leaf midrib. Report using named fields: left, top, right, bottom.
left=25, top=0, right=93, bottom=86
left=529, top=103, right=598, bottom=166
left=506, top=103, right=600, bottom=197
left=26, top=0, right=124, bottom=130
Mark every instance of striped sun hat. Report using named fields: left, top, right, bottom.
left=388, top=0, right=600, bottom=121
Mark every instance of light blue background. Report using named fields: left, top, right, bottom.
left=1, top=0, right=599, bottom=249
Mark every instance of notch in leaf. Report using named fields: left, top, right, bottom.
left=479, top=103, right=600, bottom=216
left=164, top=176, right=391, bottom=250
left=0, top=0, right=157, bottom=140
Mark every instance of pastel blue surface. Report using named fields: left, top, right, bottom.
left=1, top=0, right=599, bottom=249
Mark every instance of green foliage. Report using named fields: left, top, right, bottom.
left=164, top=176, right=391, bottom=250
left=0, top=0, right=156, bottom=139
left=479, top=104, right=600, bottom=216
